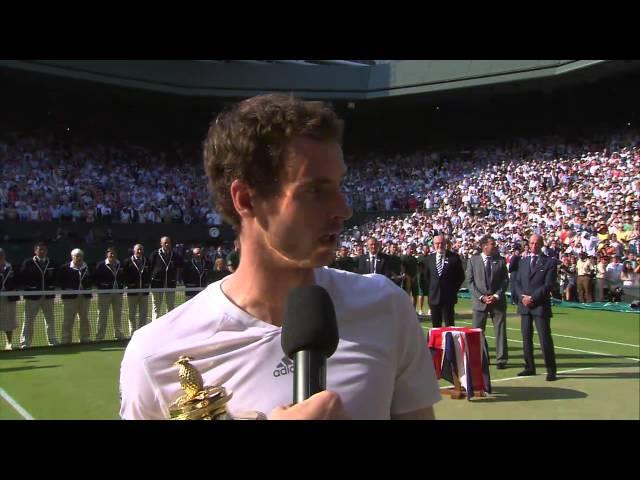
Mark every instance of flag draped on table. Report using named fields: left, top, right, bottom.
left=428, top=327, right=491, bottom=399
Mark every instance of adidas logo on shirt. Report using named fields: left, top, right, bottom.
left=273, top=356, right=294, bottom=377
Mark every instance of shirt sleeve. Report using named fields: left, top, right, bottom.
left=119, top=334, right=169, bottom=420
left=390, top=289, right=441, bottom=416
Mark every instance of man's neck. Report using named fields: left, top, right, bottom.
left=221, top=240, right=316, bottom=327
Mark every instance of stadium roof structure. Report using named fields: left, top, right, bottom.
left=195, top=60, right=390, bottom=67
left=1, top=60, right=638, bottom=101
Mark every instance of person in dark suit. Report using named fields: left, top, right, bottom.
left=149, top=236, right=184, bottom=320
left=331, top=246, right=356, bottom=272
left=57, top=248, right=93, bottom=344
left=513, top=234, right=558, bottom=381
left=423, top=235, right=465, bottom=327
left=466, top=236, right=509, bottom=369
left=93, top=247, right=126, bottom=341
left=356, top=238, right=391, bottom=278
left=507, top=245, right=521, bottom=305
left=387, top=243, right=403, bottom=286
left=122, top=244, right=151, bottom=334
left=183, top=246, right=213, bottom=299
left=401, top=244, right=419, bottom=308
left=19, top=241, right=59, bottom=348
left=210, top=258, right=232, bottom=282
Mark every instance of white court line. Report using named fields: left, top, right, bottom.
left=453, top=320, right=640, bottom=348
left=421, top=325, right=640, bottom=362
left=0, top=387, right=34, bottom=420
left=438, top=364, right=640, bottom=390
left=438, top=367, right=595, bottom=389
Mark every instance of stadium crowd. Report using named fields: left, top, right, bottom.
left=336, top=131, right=640, bottom=304
left=1, top=127, right=639, bottom=352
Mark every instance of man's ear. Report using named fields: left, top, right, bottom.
left=230, top=179, right=255, bottom=222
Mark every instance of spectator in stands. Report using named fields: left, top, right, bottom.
left=19, top=242, right=59, bottom=348
left=595, top=255, right=609, bottom=302
left=606, top=255, right=624, bottom=289
left=57, top=248, right=93, bottom=344
left=576, top=251, right=594, bottom=303
left=620, top=261, right=640, bottom=303
left=0, top=248, right=19, bottom=350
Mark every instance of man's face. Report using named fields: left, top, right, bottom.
left=433, top=236, right=445, bottom=253
left=161, top=238, right=172, bottom=250
left=356, top=245, right=364, bottom=256
left=367, top=238, right=379, bottom=255
left=134, top=245, right=144, bottom=257
left=34, top=246, right=47, bottom=258
left=339, top=246, right=349, bottom=258
left=193, top=248, right=203, bottom=260
left=529, top=235, right=543, bottom=255
left=407, top=245, right=415, bottom=256
left=71, top=253, right=83, bottom=264
left=482, top=239, right=496, bottom=257
left=252, top=138, right=351, bottom=268
left=107, top=250, right=117, bottom=261
left=390, top=244, right=399, bottom=256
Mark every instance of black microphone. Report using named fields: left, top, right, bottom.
left=281, top=285, right=339, bottom=404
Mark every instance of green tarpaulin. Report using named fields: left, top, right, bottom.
left=457, top=290, right=639, bottom=314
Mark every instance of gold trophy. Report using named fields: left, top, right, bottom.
left=168, top=356, right=265, bottom=420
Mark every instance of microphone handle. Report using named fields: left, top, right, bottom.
left=293, top=350, right=327, bottom=404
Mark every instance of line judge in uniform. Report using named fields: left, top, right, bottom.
left=57, top=248, right=93, bottom=345
left=122, top=244, right=151, bottom=334
left=0, top=248, right=19, bottom=350
left=19, top=241, right=59, bottom=348
left=149, top=236, right=183, bottom=320
left=93, top=247, right=126, bottom=341
left=182, top=245, right=213, bottom=300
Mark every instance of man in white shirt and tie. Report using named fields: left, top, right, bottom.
left=423, top=235, right=465, bottom=328
left=356, top=238, right=390, bottom=278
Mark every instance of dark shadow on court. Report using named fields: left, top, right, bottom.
left=0, top=365, right=61, bottom=373
left=0, top=341, right=127, bottom=358
left=475, top=386, right=587, bottom=402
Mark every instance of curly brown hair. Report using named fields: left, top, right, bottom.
left=203, top=94, right=344, bottom=231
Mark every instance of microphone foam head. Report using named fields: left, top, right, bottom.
left=281, top=285, right=339, bottom=359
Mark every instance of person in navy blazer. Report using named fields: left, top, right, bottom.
left=513, top=234, right=558, bottom=381
left=423, top=235, right=465, bottom=327
left=356, top=238, right=391, bottom=278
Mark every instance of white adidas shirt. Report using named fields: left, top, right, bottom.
left=119, top=267, right=441, bottom=420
